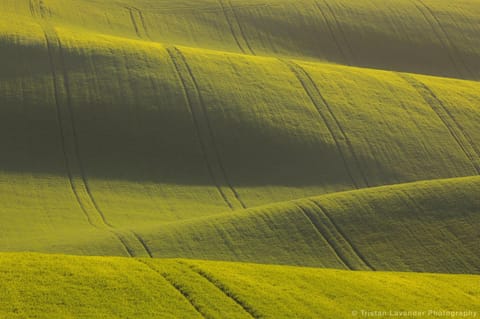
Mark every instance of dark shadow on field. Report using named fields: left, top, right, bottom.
left=0, top=37, right=444, bottom=190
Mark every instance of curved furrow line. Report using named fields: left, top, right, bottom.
left=168, top=46, right=246, bottom=209
left=410, top=0, right=466, bottom=78
left=313, top=0, right=351, bottom=65
left=127, top=7, right=141, bottom=38
left=226, top=0, right=256, bottom=55
left=182, top=262, right=260, bottom=319
left=280, top=58, right=368, bottom=189
left=416, top=0, right=473, bottom=79
left=132, top=231, right=154, bottom=258
left=317, top=0, right=354, bottom=64
left=33, top=4, right=151, bottom=257
left=166, top=47, right=234, bottom=210
left=398, top=73, right=480, bottom=174
left=294, top=204, right=351, bottom=269
left=136, top=260, right=208, bottom=319
left=309, top=200, right=375, bottom=270
left=218, top=0, right=247, bottom=54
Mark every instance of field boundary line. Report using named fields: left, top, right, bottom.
left=398, top=73, right=480, bottom=174
left=295, top=204, right=351, bottom=269
left=314, top=0, right=352, bottom=65
left=280, top=59, right=368, bottom=188
left=136, top=260, right=208, bottom=319
left=182, top=262, right=260, bottom=319
left=309, top=200, right=375, bottom=270
left=167, top=47, right=246, bottom=209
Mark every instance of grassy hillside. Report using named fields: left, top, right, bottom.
left=1, top=0, right=479, bottom=316
left=2, top=0, right=480, bottom=80
left=1, top=253, right=479, bottom=319
left=1, top=20, right=480, bottom=256
left=137, top=176, right=480, bottom=273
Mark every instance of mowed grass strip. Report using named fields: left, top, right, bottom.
left=0, top=253, right=479, bottom=319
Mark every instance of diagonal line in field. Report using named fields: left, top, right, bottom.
left=37, top=12, right=150, bottom=257
left=281, top=59, right=369, bottom=188
left=136, top=260, right=208, bottom=319
left=309, top=200, right=375, bottom=270
left=226, top=0, right=255, bottom=55
left=183, top=262, right=260, bottom=319
left=218, top=0, right=247, bottom=54
left=167, top=47, right=246, bottom=209
left=398, top=73, right=480, bottom=174
left=313, top=0, right=351, bottom=65
left=295, top=204, right=351, bottom=269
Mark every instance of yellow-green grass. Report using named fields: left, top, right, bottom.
left=137, top=175, right=480, bottom=273
left=0, top=253, right=479, bottom=319
left=2, top=0, right=480, bottom=80
left=1, top=18, right=480, bottom=260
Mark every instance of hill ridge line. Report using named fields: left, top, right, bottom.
left=134, top=175, right=479, bottom=230
left=4, top=19, right=479, bottom=83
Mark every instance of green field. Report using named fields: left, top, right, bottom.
left=0, top=0, right=479, bottom=317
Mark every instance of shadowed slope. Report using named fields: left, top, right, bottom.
left=1, top=23, right=480, bottom=256
left=2, top=0, right=480, bottom=80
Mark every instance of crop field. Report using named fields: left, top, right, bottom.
left=0, top=0, right=479, bottom=317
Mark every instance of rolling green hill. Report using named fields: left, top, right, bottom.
left=1, top=0, right=479, bottom=317
left=1, top=253, right=479, bottom=319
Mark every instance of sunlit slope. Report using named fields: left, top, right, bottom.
left=1, top=21, right=480, bottom=256
left=1, top=253, right=479, bottom=319
left=1, top=0, right=480, bottom=80
left=136, top=176, right=480, bottom=273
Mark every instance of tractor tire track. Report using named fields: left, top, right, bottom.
left=137, top=260, right=208, bottom=319
left=315, top=0, right=355, bottom=65
left=33, top=3, right=151, bottom=257
left=127, top=7, right=141, bottom=38
left=295, top=204, right=350, bottom=269
left=218, top=0, right=255, bottom=55
left=132, top=231, right=154, bottom=258
left=281, top=59, right=369, bottom=188
left=411, top=0, right=470, bottom=78
left=183, top=262, right=260, bottom=319
left=167, top=47, right=246, bottom=210
left=126, top=6, right=150, bottom=40
left=309, top=200, right=375, bottom=270
left=398, top=73, right=480, bottom=174
left=43, top=29, right=96, bottom=229
left=314, top=0, right=352, bottom=65
left=227, top=0, right=255, bottom=55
